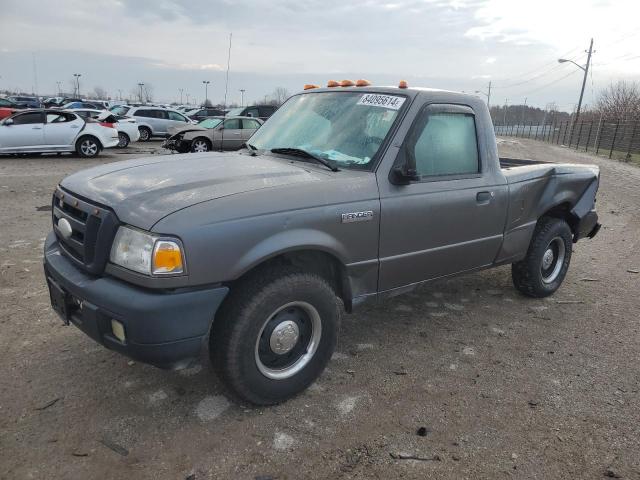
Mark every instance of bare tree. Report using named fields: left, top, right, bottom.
left=595, top=80, right=640, bottom=122
left=271, top=87, right=290, bottom=106
left=91, top=86, right=107, bottom=99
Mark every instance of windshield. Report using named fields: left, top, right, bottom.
left=226, top=107, right=244, bottom=116
left=110, top=105, right=130, bottom=116
left=199, top=118, right=223, bottom=129
left=249, top=91, right=405, bottom=168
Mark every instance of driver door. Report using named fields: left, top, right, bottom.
left=0, top=111, right=45, bottom=151
left=214, top=118, right=243, bottom=150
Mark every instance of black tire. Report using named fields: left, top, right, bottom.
left=138, top=126, right=151, bottom=142
left=210, top=266, right=340, bottom=405
left=512, top=217, right=573, bottom=298
left=75, top=136, right=101, bottom=158
left=117, top=132, right=130, bottom=148
left=191, top=137, right=211, bottom=153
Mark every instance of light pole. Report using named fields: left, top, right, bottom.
left=73, top=73, right=81, bottom=97
left=117, top=89, right=123, bottom=101
left=474, top=80, right=491, bottom=108
left=503, top=99, right=508, bottom=126
left=558, top=38, right=594, bottom=144
left=202, top=80, right=210, bottom=106
left=239, top=89, right=246, bottom=107
left=138, top=83, right=145, bottom=103
left=179, top=88, right=184, bottom=104
left=56, top=81, right=62, bottom=96
left=520, top=97, right=527, bottom=126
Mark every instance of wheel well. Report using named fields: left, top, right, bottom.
left=192, top=136, right=212, bottom=146
left=229, top=250, right=352, bottom=312
left=540, top=202, right=578, bottom=234
left=119, top=131, right=129, bottom=139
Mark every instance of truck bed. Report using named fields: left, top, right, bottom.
left=499, top=157, right=550, bottom=169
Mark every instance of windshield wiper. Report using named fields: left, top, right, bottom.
left=243, top=143, right=259, bottom=156
left=270, top=147, right=340, bottom=172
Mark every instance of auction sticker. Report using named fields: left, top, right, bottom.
left=357, top=94, right=405, bottom=110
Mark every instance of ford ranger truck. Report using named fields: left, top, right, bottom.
left=44, top=84, right=600, bottom=405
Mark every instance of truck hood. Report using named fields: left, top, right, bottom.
left=60, top=152, right=329, bottom=230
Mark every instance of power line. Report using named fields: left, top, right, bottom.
left=491, top=45, right=583, bottom=85
left=492, top=52, right=586, bottom=89
left=507, top=69, right=581, bottom=97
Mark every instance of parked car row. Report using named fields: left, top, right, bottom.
left=162, top=116, right=263, bottom=152
left=0, top=109, right=119, bottom=157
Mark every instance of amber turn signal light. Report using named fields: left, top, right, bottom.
left=355, top=79, right=371, bottom=87
left=303, top=84, right=319, bottom=90
left=327, top=80, right=339, bottom=87
left=339, top=79, right=355, bottom=87
left=398, top=80, right=408, bottom=89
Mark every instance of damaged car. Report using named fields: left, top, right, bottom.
left=162, top=116, right=263, bottom=153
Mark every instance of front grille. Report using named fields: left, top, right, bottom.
left=52, top=188, right=119, bottom=275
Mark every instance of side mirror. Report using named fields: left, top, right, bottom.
left=390, top=164, right=420, bottom=185
left=3, top=118, right=13, bottom=126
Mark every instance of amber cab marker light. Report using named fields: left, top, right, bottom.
left=303, top=84, right=319, bottom=90
left=339, top=80, right=355, bottom=87
left=327, top=80, right=339, bottom=87
left=398, top=80, right=408, bottom=89
left=356, top=79, right=371, bottom=87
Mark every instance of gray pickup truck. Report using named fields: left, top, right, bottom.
left=44, top=85, right=600, bottom=404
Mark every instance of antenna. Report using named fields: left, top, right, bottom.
left=220, top=32, right=232, bottom=152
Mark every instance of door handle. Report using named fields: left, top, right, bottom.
left=70, top=125, right=79, bottom=129
left=476, top=191, right=493, bottom=203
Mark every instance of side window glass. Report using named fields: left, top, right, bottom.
left=246, top=108, right=259, bottom=117
left=168, top=111, right=186, bottom=121
left=243, top=119, right=260, bottom=129
left=12, top=112, right=43, bottom=125
left=411, top=112, right=479, bottom=177
left=223, top=119, right=241, bottom=129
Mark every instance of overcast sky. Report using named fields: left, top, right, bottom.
left=1, top=0, right=638, bottom=110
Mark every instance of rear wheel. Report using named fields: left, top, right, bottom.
left=512, top=217, right=573, bottom=297
left=117, top=132, right=130, bottom=148
left=75, top=136, right=101, bottom=158
left=138, top=126, right=151, bottom=142
left=210, top=266, right=340, bottom=405
left=191, top=137, right=211, bottom=153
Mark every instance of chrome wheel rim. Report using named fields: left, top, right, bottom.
left=139, top=129, right=149, bottom=140
left=118, top=133, right=128, bottom=147
left=255, top=301, right=322, bottom=380
left=193, top=140, right=209, bottom=152
left=81, top=139, right=98, bottom=156
left=541, top=237, right=565, bottom=283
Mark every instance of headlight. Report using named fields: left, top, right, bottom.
left=109, top=226, right=185, bottom=276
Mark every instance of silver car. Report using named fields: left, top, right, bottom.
left=162, top=116, right=263, bottom=153
left=126, top=106, right=193, bottom=141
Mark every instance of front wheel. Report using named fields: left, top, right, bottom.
left=191, top=137, right=211, bottom=153
left=75, top=136, right=101, bottom=158
left=512, top=217, right=573, bottom=298
left=210, top=267, right=340, bottom=405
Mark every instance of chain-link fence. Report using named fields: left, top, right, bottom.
left=494, top=118, right=640, bottom=164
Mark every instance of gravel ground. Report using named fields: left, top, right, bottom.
left=0, top=138, right=639, bottom=480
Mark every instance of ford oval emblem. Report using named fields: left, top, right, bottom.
left=57, top=218, right=73, bottom=240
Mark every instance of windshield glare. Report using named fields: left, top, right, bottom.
left=249, top=91, right=404, bottom=168
left=226, top=107, right=244, bottom=116
left=199, top=118, right=222, bottom=128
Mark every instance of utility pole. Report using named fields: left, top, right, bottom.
left=239, top=89, right=245, bottom=107
left=56, top=81, right=62, bottom=96
left=520, top=97, right=527, bottom=125
left=117, top=89, right=122, bottom=101
left=179, top=88, right=184, bottom=104
left=138, top=82, right=145, bottom=103
left=558, top=38, right=594, bottom=144
left=503, top=99, right=508, bottom=126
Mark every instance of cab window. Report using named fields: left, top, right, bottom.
left=242, top=119, right=261, bottom=129
left=409, top=110, right=479, bottom=177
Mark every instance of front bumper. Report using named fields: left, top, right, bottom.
left=43, top=232, right=228, bottom=369
left=162, top=137, right=190, bottom=153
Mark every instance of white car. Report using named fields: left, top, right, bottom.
left=72, top=108, right=140, bottom=148
left=0, top=109, right=118, bottom=157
